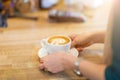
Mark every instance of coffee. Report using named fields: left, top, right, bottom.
left=40, top=35, right=71, bottom=54
left=48, top=36, right=70, bottom=45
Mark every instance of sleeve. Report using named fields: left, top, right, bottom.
left=105, top=62, right=120, bottom=80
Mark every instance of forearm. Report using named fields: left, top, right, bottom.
left=79, top=60, right=107, bottom=80
left=92, top=30, right=106, bottom=43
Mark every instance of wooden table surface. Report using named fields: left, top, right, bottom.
left=0, top=0, right=111, bottom=80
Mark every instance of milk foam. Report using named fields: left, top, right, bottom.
left=50, top=38, right=67, bottom=45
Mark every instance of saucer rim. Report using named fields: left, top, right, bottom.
left=38, top=48, right=79, bottom=58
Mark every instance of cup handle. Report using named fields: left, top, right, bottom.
left=40, top=39, right=47, bottom=48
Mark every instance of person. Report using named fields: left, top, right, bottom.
left=40, top=0, right=120, bottom=80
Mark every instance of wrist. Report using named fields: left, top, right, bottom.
left=74, top=57, right=84, bottom=75
left=84, top=32, right=97, bottom=44
left=89, top=31, right=102, bottom=43
left=62, top=53, right=77, bottom=70
left=90, top=32, right=98, bottom=43
left=91, top=31, right=105, bottom=43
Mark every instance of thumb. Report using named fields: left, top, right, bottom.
left=76, top=47, right=84, bottom=52
left=69, top=34, right=77, bottom=41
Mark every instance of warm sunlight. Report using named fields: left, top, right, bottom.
left=1, top=0, right=120, bottom=80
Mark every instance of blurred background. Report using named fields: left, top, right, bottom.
left=0, top=0, right=113, bottom=79
left=0, top=0, right=112, bottom=43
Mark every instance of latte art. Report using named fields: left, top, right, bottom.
left=51, top=38, right=67, bottom=45
left=48, top=36, right=70, bottom=45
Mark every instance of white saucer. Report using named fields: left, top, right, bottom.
left=38, top=48, right=79, bottom=58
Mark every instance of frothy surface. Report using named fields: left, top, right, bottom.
left=48, top=36, right=70, bottom=45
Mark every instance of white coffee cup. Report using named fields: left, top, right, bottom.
left=40, top=35, right=71, bottom=54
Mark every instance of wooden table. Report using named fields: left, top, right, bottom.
left=0, top=0, right=111, bottom=80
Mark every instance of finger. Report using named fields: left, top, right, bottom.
left=40, top=58, right=44, bottom=63
left=44, top=68, right=49, bottom=72
left=39, top=64, right=45, bottom=70
left=40, top=59, right=43, bottom=63
left=75, top=41, right=93, bottom=49
left=69, top=34, right=77, bottom=41
left=71, top=40, right=78, bottom=48
left=76, top=47, right=84, bottom=52
left=79, top=41, right=93, bottom=48
left=87, top=41, right=94, bottom=46
left=40, top=56, right=47, bottom=63
left=71, top=42, right=75, bottom=48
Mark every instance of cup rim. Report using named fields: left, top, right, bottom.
left=46, top=35, right=71, bottom=46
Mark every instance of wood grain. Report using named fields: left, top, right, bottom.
left=0, top=0, right=111, bottom=80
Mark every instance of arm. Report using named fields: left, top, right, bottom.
left=70, top=30, right=106, bottom=51
left=40, top=52, right=107, bottom=80
left=92, top=30, right=106, bottom=43
left=78, top=60, right=107, bottom=80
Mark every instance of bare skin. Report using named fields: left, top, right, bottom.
left=40, top=30, right=106, bottom=80
left=40, top=1, right=114, bottom=80
left=70, top=30, right=105, bottom=51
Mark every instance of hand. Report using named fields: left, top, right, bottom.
left=39, top=52, right=77, bottom=73
left=70, top=33, right=95, bottom=51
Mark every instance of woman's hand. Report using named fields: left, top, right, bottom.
left=70, top=33, right=95, bottom=51
left=39, top=52, right=77, bottom=73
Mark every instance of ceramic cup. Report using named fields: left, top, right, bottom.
left=40, top=35, right=71, bottom=54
